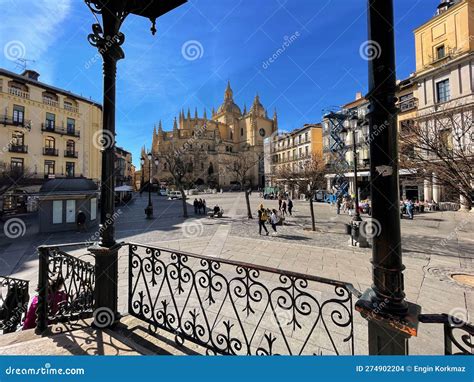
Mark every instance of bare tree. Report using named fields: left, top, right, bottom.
left=399, top=103, right=473, bottom=210
left=161, top=148, right=193, bottom=218
left=221, top=149, right=260, bottom=219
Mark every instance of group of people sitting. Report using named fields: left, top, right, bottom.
left=400, top=199, right=436, bottom=219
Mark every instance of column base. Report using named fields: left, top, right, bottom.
left=355, top=288, right=421, bottom=355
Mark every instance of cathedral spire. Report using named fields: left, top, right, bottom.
left=187, top=108, right=191, bottom=119
left=203, top=108, right=207, bottom=119
left=194, top=107, right=198, bottom=119
left=173, top=117, right=178, bottom=132
left=243, top=104, right=247, bottom=115
left=224, top=80, right=233, bottom=101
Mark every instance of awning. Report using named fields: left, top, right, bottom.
left=115, top=185, right=133, bottom=192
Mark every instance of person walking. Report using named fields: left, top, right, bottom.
left=270, top=209, right=279, bottom=235
left=202, top=199, right=207, bottom=214
left=278, top=195, right=283, bottom=211
left=193, top=198, right=198, bottom=215
left=287, top=198, right=293, bottom=216
left=406, top=199, right=414, bottom=220
left=281, top=200, right=287, bottom=216
left=257, top=204, right=269, bottom=236
left=336, top=197, right=341, bottom=215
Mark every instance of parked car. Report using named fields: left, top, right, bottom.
left=168, top=191, right=183, bottom=200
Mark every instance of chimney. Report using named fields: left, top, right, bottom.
left=22, top=70, right=40, bottom=81
left=355, top=92, right=363, bottom=100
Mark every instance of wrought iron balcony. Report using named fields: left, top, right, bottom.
left=398, top=98, right=418, bottom=112
left=43, top=147, right=59, bottom=156
left=41, top=123, right=80, bottom=137
left=0, top=276, right=29, bottom=334
left=64, top=150, right=78, bottom=158
left=1, top=116, right=31, bottom=128
left=8, top=144, right=28, bottom=153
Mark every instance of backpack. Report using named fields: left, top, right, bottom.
left=260, top=210, right=268, bottom=221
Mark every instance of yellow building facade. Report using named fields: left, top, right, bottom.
left=0, top=69, right=102, bottom=187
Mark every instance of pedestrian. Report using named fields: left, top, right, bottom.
left=281, top=200, right=287, bottom=216
left=202, top=199, right=207, bottom=214
left=287, top=198, right=293, bottom=216
left=257, top=204, right=269, bottom=236
left=198, top=199, right=203, bottom=214
left=76, top=210, right=86, bottom=232
left=336, top=197, right=341, bottom=215
left=278, top=195, right=283, bottom=211
left=406, top=199, right=414, bottom=220
left=193, top=199, right=198, bottom=214
left=270, top=209, right=279, bottom=235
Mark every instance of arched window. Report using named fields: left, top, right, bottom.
left=12, top=131, right=24, bottom=146
left=66, top=140, right=75, bottom=152
left=45, top=136, right=55, bottom=149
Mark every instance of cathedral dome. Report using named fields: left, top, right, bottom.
left=216, top=81, right=241, bottom=116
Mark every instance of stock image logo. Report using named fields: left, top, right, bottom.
left=92, top=129, right=115, bottom=150
left=359, top=218, right=382, bottom=239
left=359, top=40, right=382, bottom=61
left=181, top=40, right=204, bottom=61
left=181, top=220, right=204, bottom=238
left=93, top=307, right=115, bottom=329
left=3, top=218, right=26, bottom=239
left=3, top=40, right=26, bottom=61
left=448, top=307, right=469, bottom=328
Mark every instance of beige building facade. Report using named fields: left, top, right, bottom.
left=0, top=69, right=102, bottom=188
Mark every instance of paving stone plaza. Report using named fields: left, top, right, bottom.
left=1, top=192, right=472, bottom=354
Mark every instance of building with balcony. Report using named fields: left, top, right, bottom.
left=115, top=146, right=134, bottom=187
left=268, top=123, right=323, bottom=195
left=413, top=0, right=474, bottom=208
left=0, top=68, right=102, bottom=191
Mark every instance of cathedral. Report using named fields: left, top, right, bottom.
left=142, top=82, right=278, bottom=189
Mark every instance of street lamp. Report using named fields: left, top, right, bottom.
left=84, top=0, right=187, bottom=327
left=349, top=114, right=362, bottom=222
left=142, top=153, right=159, bottom=219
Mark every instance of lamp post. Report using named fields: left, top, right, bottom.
left=349, top=115, right=362, bottom=222
left=142, top=153, right=159, bottom=219
left=355, top=0, right=420, bottom=355
left=84, top=0, right=187, bottom=327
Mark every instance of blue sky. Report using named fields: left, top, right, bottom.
left=0, top=0, right=439, bottom=167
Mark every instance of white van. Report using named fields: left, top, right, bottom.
left=168, top=191, right=183, bottom=200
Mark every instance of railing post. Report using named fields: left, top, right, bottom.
left=36, top=246, right=49, bottom=334
left=443, top=322, right=452, bottom=355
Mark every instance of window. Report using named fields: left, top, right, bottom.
left=66, top=140, right=75, bottom=154
left=436, top=45, right=445, bottom=60
left=10, top=158, right=24, bottom=173
left=53, top=200, right=62, bottom=224
left=440, top=129, right=453, bottom=153
left=13, top=105, right=24, bottom=124
left=66, top=162, right=75, bottom=177
left=12, top=131, right=24, bottom=146
left=90, top=198, right=97, bottom=220
left=44, top=137, right=56, bottom=156
left=305, top=132, right=308, bottom=142
left=45, top=113, right=55, bottom=130
left=299, top=135, right=302, bottom=143
left=230, top=130, right=233, bottom=140
left=66, top=200, right=76, bottom=223
left=44, top=160, right=55, bottom=176
left=299, top=147, right=302, bottom=157
left=67, top=118, right=75, bottom=134
left=241, top=127, right=244, bottom=136
left=305, top=146, right=309, bottom=156
left=436, top=79, right=450, bottom=103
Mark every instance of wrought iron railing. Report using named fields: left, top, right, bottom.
left=419, top=314, right=473, bottom=355
left=128, top=243, right=359, bottom=355
left=0, top=276, right=29, bottom=334
left=36, top=244, right=95, bottom=332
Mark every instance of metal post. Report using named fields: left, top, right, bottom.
left=352, top=127, right=361, bottom=222
left=36, top=247, right=49, bottom=334
left=355, top=0, right=420, bottom=354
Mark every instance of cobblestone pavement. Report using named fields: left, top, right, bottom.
left=0, top=191, right=472, bottom=355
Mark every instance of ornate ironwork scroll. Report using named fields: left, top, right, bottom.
left=0, top=276, right=29, bottom=334
left=37, top=245, right=95, bottom=330
left=128, top=243, right=358, bottom=355
left=419, top=314, right=474, bottom=355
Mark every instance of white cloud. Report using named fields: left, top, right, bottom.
left=0, top=0, right=72, bottom=77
